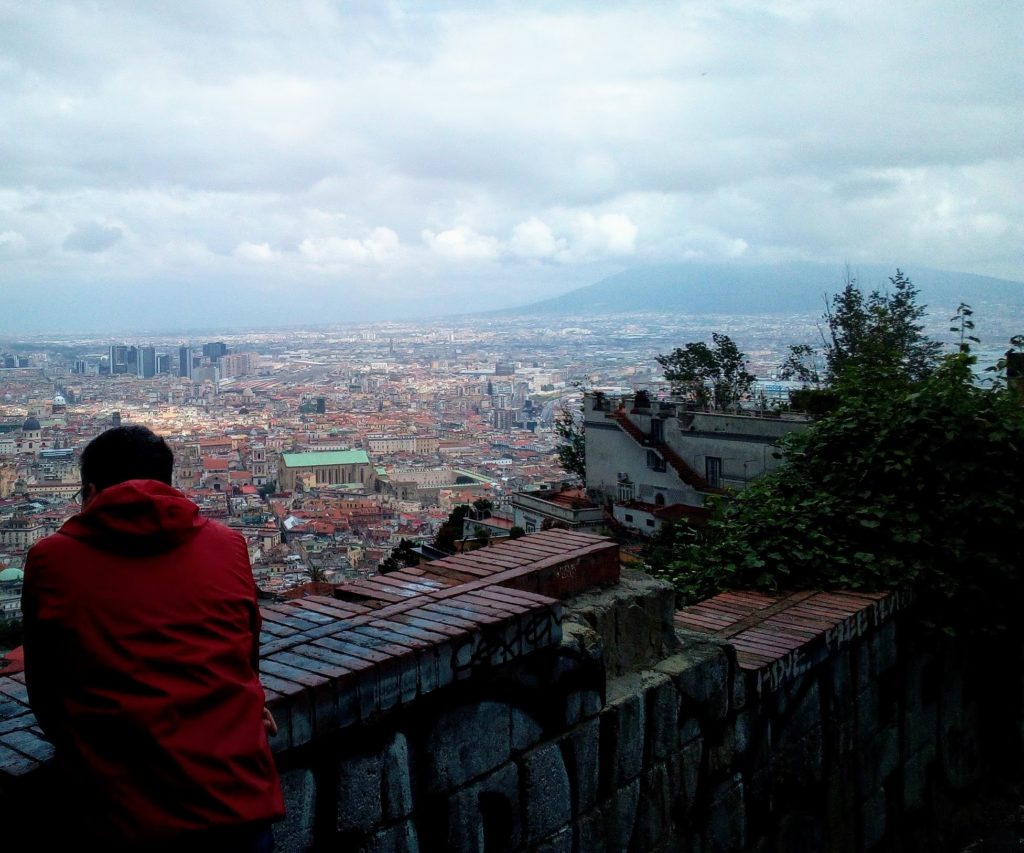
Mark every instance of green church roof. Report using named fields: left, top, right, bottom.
left=280, top=450, right=371, bottom=468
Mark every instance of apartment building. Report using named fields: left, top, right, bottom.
left=366, top=434, right=439, bottom=454
left=585, top=393, right=809, bottom=534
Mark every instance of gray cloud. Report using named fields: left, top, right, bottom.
left=0, top=1, right=1020, bottom=331
left=62, top=221, right=123, bottom=253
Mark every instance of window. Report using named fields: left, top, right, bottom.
left=524, top=520, right=536, bottom=533
left=618, top=482, right=634, bottom=502
left=646, top=519, right=655, bottom=527
left=706, top=456, right=723, bottom=488
left=654, top=493, right=666, bottom=507
left=624, top=514, right=634, bottom=522
left=646, top=450, right=666, bottom=472
left=650, top=419, right=664, bottom=443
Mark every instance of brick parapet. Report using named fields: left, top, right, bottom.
left=0, top=546, right=1008, bottom=852
left=675, top=588, right=914, bottom=696
left=0, top=530, right=620, bottom=778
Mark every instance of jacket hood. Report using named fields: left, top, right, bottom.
left=60, top=479, right=206, bottom=553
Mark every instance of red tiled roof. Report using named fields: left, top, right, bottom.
left=0, top=645, right=24, bottom=675
left=544, top=488, right=595, bottom=508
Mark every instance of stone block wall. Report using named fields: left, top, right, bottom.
left=670, top=589, right=1001, bottom=852
left=0, top=531, right=1016, bottom=851
left=268, top=569, right=676, bottom=852
left=265, top=580, right=992, bottom=852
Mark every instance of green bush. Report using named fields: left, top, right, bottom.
left=651, top=351, right=1024, bottom=637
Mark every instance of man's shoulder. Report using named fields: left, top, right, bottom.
left=196, top=518, right=245, bottom=544
left=24, top=529, right=89, bottom=587
left=27, top=528, right=80, bottom=561
left=186, top=523, right=254, bottom=591
left=192, top=519, right=249, bottom=559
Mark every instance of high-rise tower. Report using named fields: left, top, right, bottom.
left=202, top=341, right=228, bottom=361
left=137, top=346, right=156, bottom=379
left=108, top=344, right=128, bottom=374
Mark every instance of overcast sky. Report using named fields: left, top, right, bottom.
left=1, top=1, right=1021, bottom=332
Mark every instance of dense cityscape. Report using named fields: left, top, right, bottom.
left=2, top=292, right=1016, bottom=617
left=0, top=311, right=796, bottom=614
left=0, top=297, right=884, bottom=631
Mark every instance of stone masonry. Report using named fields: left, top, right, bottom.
left=0, top=531, right=1006, bottom=851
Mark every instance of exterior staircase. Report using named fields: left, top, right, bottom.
left=607, top=409, right=718, bottom=493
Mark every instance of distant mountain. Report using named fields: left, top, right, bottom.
left=503, top=262, right=1024, bottom=317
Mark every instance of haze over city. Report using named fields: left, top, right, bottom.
left=1, top=1, right=1021, bottom=333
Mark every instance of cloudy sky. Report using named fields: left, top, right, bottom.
left=1, top=1, right=1021, bottom=332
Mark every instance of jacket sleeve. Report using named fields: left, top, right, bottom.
left=21, top=544, right=68, bottom=747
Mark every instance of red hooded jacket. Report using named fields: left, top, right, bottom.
left=22, top=479, right=284, bottom=845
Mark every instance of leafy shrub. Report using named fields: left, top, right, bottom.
left=651, top=351, right=1024, bottom=636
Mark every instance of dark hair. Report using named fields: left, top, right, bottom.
left=80, top=425, right=174, bottom=492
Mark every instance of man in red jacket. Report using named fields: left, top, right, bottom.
left=22, top=426, right=285, bottom=851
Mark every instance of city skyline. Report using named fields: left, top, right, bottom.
left=1, top=2, right=1021, bottom=332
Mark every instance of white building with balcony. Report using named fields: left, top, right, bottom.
left=585, top=393, right=810, bottom=534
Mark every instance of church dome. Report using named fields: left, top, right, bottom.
left=53, top=394, right=67, bottom=406
left=0, top=567, right=24, bottom=583
left=22, top=415, right=41, bottom=431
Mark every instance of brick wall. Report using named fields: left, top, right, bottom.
left=0, top=531, right=1015, bottom=851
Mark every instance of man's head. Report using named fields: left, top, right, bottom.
left=80, top=426, right=174, bottom=503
